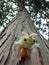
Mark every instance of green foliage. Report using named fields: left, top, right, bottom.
left=0, top=0, right=49, bottom=40
left=0, top=0, right=18, bottom=26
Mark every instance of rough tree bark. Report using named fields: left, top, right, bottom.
left=0, top=8, right=49, bottom=65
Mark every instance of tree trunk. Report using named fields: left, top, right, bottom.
left=0, top=9, right=49, bottom=65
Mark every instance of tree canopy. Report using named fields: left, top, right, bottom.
left=0, top=0, right=49, bottom=40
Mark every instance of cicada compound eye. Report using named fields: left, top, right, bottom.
left=24, top=38, right=27, bottom=41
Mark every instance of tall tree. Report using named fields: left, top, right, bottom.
left=0, top=0, right=49, bottom=65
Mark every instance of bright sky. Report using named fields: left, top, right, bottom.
left=46, top=0, right=49, bottom=1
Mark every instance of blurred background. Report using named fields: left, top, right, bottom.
left=0, top=0, right=49, bottom=41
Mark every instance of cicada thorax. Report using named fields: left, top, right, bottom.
left=19, top=46, right=29, bottom=59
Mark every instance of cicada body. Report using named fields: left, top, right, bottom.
left=19, top=46, right=29, bottom=60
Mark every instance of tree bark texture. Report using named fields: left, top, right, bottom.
left=0, top=9, right=49, bottom=65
